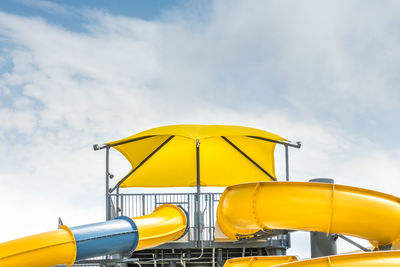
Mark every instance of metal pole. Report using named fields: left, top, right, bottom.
left=106, top=146, right=111, bottom=221
left=336, top=234, right=369, bottom=252
left=284, top=144, right=291, bottom=252
left=116, top=186, right=120, bottom=217
left=284, top=144, right=289, bottom=181
left=309, top=178, right=337, bottom=258
left=196, top=139, right=201, bottom=246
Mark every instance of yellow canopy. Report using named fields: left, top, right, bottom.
left=107, top=125, right=287, bottom=188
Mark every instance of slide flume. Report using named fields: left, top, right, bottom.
left=217, top=181, right=400, bottom=247
left=272, top=251, right=400, bottom=267
left=224, top=251, right=400, bottom=267
left=224, top=256, right=299, bottom=267
left=0, top=204, right=187, bottom=267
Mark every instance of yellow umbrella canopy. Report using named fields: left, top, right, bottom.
left=107, top=125, right=287, bottom=188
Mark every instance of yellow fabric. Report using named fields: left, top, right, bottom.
left=121, top=136, right=197, bottom=187
left=199, top=137, right=276, bottom=186
left=108, top=125, right=286, bottom=188
left=113, top=135, right=170, bottom=170
left=107, top=124, right=286, bottom=145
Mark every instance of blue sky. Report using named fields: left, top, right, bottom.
left=0, top=0, right=188, bottom=28
left=0, top=0, right=400, bottom=258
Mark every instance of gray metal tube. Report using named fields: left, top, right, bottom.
left=309, top=178, right=337, bottom=258
left=285, top=144, right=289, bottom=181
left=106, top=147, right=111, bottom=221
left=284, top=145, right=291, bottom=251
left=196, top=139, right=201, bottom=246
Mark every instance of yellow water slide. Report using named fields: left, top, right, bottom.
left=273, top=251, right=400, bottom=266
left=224, top=256, right=299, bottom=267
left=217, top=181, right=400, bottom=247
left=133, top=204, right=188, bottom=250
left=0, top=204, right=187, bottom=267
left=224, top=251, right=400, bottom=267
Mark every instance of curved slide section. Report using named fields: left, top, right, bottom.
left=0, top=225, right=76, bottom=267
left=224, top=256, right=299, bottom=267
left=224, top=251, right=400, bottom=267
left=273, top=251, right=400, bottom=266
left=217, top=181, right=400, bottom=247
left=133, top=204, right=188, bottom=250
left=0, top=204, right=187, bottom=267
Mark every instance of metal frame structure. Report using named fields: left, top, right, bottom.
left=91, top=137, right=301, bottom=266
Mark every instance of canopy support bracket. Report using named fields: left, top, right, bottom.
left=109, top=135, right=175, bottom=193
left=221, top=136, right=276, bottom=181
left=247, top=136, right=301, bottom=148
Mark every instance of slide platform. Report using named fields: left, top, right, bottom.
left=217, top=181, right=400, bottom=247
left=0, top=204, right=187, bottom=267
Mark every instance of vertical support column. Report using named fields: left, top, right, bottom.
left=196, top=139, right=201, bottom=247
left=284, top=144, right=291, bottom=252
left=106, top=146, right=111, bottom=221
left=116, top=187, right=120, bottom=217
left=216, top=248, right=224, bottom=267
left=284, top=144, right=289, bottom=181
left=309, top=178, right=337, bottom=258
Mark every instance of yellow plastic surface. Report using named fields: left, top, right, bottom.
left=133, top=204, right=188, bottom=250
left=217, top=182, right=400, bottom=246
left=224, top=256, right=299, bottom=267
left=273, top=251, right=400, bottom=266
left=108, top=125, right=284, bottom=187
left=0, top=225, right=76, bottom=267
left=108, top=124, right=286, bottom=143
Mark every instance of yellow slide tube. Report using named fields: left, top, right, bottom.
left=0, top=225, right=76, bottom=267
left=0, top=204, right=187, bottom=267
left=217, top=182, right=400, bottom=246
left=133, top=204, right=188, bottom=250
left=224, top=256, right=299, bottom=267
left=273, top=251, right=400, bottom=266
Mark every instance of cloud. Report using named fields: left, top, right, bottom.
left=0, top=1, right=399, bottom=258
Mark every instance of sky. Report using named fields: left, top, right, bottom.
left=0, top=0, right=400, bottom=259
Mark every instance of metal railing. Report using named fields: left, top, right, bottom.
left=109, top=192, right=222, bottom=244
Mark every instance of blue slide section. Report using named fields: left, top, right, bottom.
left=70, top=216, right=139, bottom=261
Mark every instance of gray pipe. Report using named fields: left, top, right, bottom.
left=309, top=178, right=338, bottom=258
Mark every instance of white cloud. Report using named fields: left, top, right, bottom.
left=0, top=1, right=399, bottom=259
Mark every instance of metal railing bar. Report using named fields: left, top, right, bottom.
left=155, top=201, right=189, bottom=205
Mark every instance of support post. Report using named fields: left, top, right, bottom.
left=284, top=144, right=289, bottom=181
left=284, top=144, right=291, bottom=252
left=216, top=248, right=224, bottom=267
left=116, top=186, right=120, bottom=217
left=106, top=146, right=111, bottom=221
left=196, top=139, right=201, bottom=247
left=309, top=178, right=337, bottom=258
